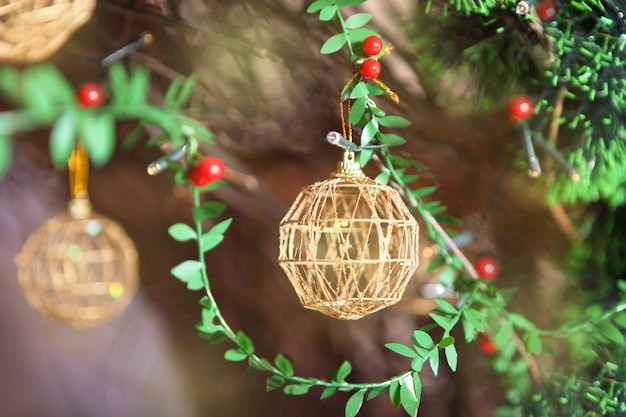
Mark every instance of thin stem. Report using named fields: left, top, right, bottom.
left=335, top=5, right=355, bottom=57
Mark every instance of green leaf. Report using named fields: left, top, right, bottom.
left=347, top=27, right=379, bottom=44
left=193, top=201, right=227, bottom=223
left=198, top=329, right=227, bottom=344
left=174, top=73, right=197, bottom=109
left=284, top=384, right=311, bottom=396
left=378, top=132, right=406, bottom=146
left=367, top=386, right=386, bottom=400
left=349, top=97, right=367, bottom=125
left=349, top=81, right=369, bottom=99
left=377, top=115, right=411, bottom=128
left=224, top=348, right=248, bottom=362
left=434, top=299, right=458, bottom=315
left=207, top=218, right=233, bottom=237
left=163, top=77, right=182, bottom=109
left=200, top=234, right=224, bottom=252
left=344, top=13, right=373, bottom=29
left=426, top=256, right=447, bottom=272
left=509, top=312, right=536, bottom=331
left=345, top=389, right=367, bottom=417
left=49, top=111, right=78, bottom=169
left=412, top=186, right=438, bottom=199
left=523, top=332, right=542, bottom=356
left=307, top=0, right=333, bottom=13
left=320, top=33, right=347, bottom=54
left=236, top=331, right=254, bottom=354
left=612, top=311, right=626, bottom=328
left=361, top=119, right=378, bottom=146
left=429, top=348, right=440, bottom=376
left=596, top=320, right=625, bottom=344
left=495, top=321, right=514, bottom=347
left=333, top=360, right=352, bottom=383
left=171, top=260, right=203, bottom=281
left=385, top=342, right=418, bottom=358
left=0, top=136, right=12, bottom=179
left=275, top=353, right=294, bottom=376
left=319, top=5, right=337, bottom=21
left=108, top=62, right=129, bottom=103
left=389, top=380, right=401, bottom=408
left=247, top=357, right=272, bottom=373
left=410, top=356, right=424, bottom=372
left=168, top=223, right=197, bottom=242
left=81, top=112, right=116, bottom=168
left=445, top=343, right=458, bottom=371
left=412, top=330, right=435, bottom=349
left=358, top=148, right=374, bottom=167
left=400, top=375, right=418, bottom=417
left=266, top=375, right=285, bottom=392
left=337, top=0, right=367, bottom=6
left=438, top=336, right=455, bottom=349
left=321, top=386, right=337, bottom=400
left=127, top=66, right=150, bottom=105
left=462, top=308, right=486, bottom=334
left=438, top=266, right=455, bottom=288
left=374, top=171, right=389, bottom=185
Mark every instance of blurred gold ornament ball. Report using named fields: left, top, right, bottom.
left=0, top=0, right=96, bottom=62
left=16, top=205, right=139, bottom=328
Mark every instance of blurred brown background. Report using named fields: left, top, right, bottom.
left=0, top=1, right=574, bottom=416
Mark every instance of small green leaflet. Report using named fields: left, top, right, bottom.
left=320, top=386, right=337, bottom=400
left=275, top=353, right=295, bottom=376
left=333, top=360, right=352, bottom=383
left=0, top=136, right=11, bottom=179
left=320, top=33, right=347, bottom=54
left=266, top=375, right=285, bottom=392
left=170, top=260, right=204, bottom=290
left=399, top=374, right=419, bottom=417
left=192, top=201, right=227, bottom=223
left=49, top=111, right=78, bottom=169
left=385, top=342, right=418, bottom=358
left=168, top=223, right=197, bottom=242
left=236, top=331, right=254, bottom=354
left=445, top=343, right=458, bottom=371
left=344, top=13, right=372, bottom=28
left=224, top=348, right=248, bottom=362
left=284, top=384, right=311, bottom=396
left=345, top=389, right=367, bottom=417
left=81, top=112, right=116, bottom=168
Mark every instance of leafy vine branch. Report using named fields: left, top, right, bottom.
left=1, top=1, right=626, bottom=416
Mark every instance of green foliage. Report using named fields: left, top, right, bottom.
left=0, top=62, right=212, bottom=176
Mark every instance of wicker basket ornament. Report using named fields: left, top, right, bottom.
left=16, top=143, right=139, bottom=328
left=279, top=151, right=419, bottom=319
left=0, top=0, right=96, bottom=63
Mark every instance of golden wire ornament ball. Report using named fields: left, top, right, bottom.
left=0, top=0, right=95, bottom=63
left=16, top=198, right=139, bottom=328
left=278, top=152, right=419, bottom=320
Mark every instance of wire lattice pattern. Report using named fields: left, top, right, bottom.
left=16, top=211, right=139, bottom=328
left=279, top=175, right=419, bottom=320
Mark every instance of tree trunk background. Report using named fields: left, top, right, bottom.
left=0, top=1, right=574, bottom=416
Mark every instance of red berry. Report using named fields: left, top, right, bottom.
left=78, top=83, right=105, bottom=108
left=478, top=333, right=497, bottom=355
left=475, top=256, right=500, bottom=280
left=189, top=157, right=226, bottom=187
left=509, top=95, right=535, bottom=122
left=536, top=1, right=557, bottom=21
left=360, top=58, right=382, bottom=80
left=363, top=35, right=383, bottom=56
